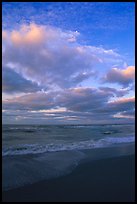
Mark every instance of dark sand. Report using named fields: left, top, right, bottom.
left=2, top=154, right=135, bottom=202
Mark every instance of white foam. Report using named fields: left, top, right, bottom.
left=101, top=136, right=135, bottom=144
left=2, top=135, right=135, bottom=156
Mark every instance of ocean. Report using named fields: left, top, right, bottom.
left=2, top=124, right=135, bottom=191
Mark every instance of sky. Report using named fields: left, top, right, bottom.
left=2, top=2, right=135, bottom=124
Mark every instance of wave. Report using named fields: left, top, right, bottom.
left=2, top=126, right=50, bottom=133
left=2, top=135, right=134, bottom=156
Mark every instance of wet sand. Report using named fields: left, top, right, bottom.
left=2, top=154, right=135, bottom=202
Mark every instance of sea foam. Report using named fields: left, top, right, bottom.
left=2, top=135, right=134, bottom=156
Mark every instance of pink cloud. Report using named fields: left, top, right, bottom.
left=102, top=66, right=135, bottom=87
left=3, top=23, right=123, bottom=91
left=109, top=97, right=135, bottom=105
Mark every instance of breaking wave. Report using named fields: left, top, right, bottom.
left=2, top=135, right=134, bottom=156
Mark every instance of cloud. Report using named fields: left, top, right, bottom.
left=55, top=87, right=113, bottom=112
left=113, top=109, right=135, bottom=119
left=71, top=71, right=97, bottom=84
left=2, top=23, right=123, bottom=91
left=3, top=91, right=56, bottom=111
left=98, top=86, right=129, bottom=97
left=2, top=87, right=112, bottom=112
left=2, top=23, right=134, bottom=124
left=2, top=31, right=8, bottom=40
left=2, top=67, right=41, bottom=93
left=108, top=97, right=135, bottom=112
left=102, top=66, right=135, bottom=87
left=95, top=97, right=135, bottom=116
left=2, top=87, right=134, bottom=124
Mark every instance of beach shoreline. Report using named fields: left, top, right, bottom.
left=2, top=153, right=135, bottom=202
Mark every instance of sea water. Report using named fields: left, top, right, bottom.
left=2, top=124, right=135, bottom=191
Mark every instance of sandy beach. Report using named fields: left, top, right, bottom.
left=2, top=154, right=135, bottom=202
